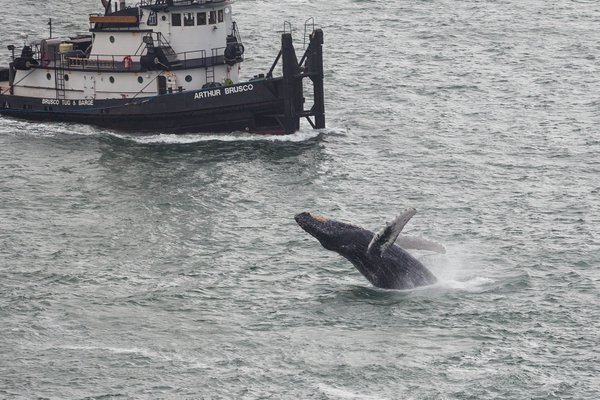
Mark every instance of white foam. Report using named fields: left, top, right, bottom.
left=317, top=383, right=389, bottom=400
left=435, top=276, right=495, bottom=292
left=109, top=128, right=326, bottom=145
left=56, top=344, right=208, bottom=368
left=1, top=117, right=345, bottom=143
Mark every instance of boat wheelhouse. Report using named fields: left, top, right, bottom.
left=0, top=0, right=325, bottom=134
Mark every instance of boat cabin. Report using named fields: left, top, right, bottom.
left=6, top=0, right=244, bottom=100
left=0, top=0, right=325, bottom=135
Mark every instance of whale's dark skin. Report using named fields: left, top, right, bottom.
left=295, top=210, right=438, bottom=289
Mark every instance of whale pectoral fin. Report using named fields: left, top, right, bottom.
left=396, top=235, right=446, bottom=254
left=367, top=208, right=417, bottom=257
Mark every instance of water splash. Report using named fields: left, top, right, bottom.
left=434, top=276, right=496, bottom=292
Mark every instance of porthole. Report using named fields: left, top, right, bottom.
left=185, top=75, right=192, bottom=82
left=109, top=76, right=115, bottom=83
left=46, top=73, right=51, bottom=80
left=109, top=35, right=115, bottom=43
left=138, top=76, right=144, bottom=84
left=64, top=74, right=69, bottom=81
left=161, top=15, right=167, bottom=21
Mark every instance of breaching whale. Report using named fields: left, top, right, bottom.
left=295, top=208, right=439, bottom=289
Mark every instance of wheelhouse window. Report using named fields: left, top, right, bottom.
left=184, top=12, right=194, bottom=26
left=147, top=11, right=157, bottom=26
left=209, top=11, right=217, bottom=24
left=218, top=9, right=224, bottom=23
left=197, top=12, right=207, bottom=25
left=171, top=13, right=181, bottom=26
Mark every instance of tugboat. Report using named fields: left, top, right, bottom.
left=0, top=0, right=325, bottom=135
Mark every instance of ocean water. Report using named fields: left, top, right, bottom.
left=1, top=0, right=599, bottom=399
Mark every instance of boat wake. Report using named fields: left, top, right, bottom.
left=108, top=127, right=331, bottom=145
left=0, top=117, right=347, bottom=144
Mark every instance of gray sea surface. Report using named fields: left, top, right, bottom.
left=1, top=0, right=600, bottom=399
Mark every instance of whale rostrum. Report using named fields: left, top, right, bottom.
left=295, top=209, right=440, bottom=289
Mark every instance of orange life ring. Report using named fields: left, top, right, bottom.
left=122, top=55, right=133, bottom=70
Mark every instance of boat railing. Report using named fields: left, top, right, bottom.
left=140, top=0, right=229, bottom=7
left=59, top=48, right=226, bottom=71
left=303, top=18, right=315, bottom=49
left=30, top=29, right=228, bottom=72
left=283, top=21, right=293, bottom=35
left=232, top=21, right=243, bottom=44
left=66, top=55, right=131, bottom=71
left=179, top=49, right=205, bottom=68
left=144, top=31, right=224, bottom=68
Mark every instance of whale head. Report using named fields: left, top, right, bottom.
left=294, top=212, right=364, bottom=252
